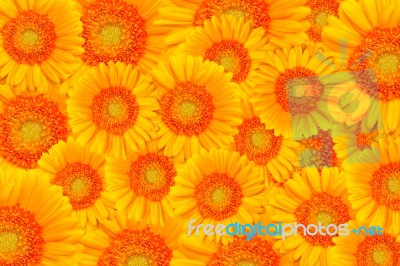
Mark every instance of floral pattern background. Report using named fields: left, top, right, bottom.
left=0, top=0, right=400, bottom=265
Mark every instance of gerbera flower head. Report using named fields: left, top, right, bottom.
left=230, top=98, right=301, bottom=183
left=67, top=62, right=158, bottom=159
left=78, top=0, right=168, bottom=74
left=251, top=43, right=337, bottom=140
left=332, top=220, right=400, bottom=266
left=81, top=212, right=181, bottom=265
left=172, top=234, right=282, bottom=266
left=345, top=136, right=400, bottom=235
left=0, top=0, right=84, bottom=92
left=180, top=15, right=269, bottom=95
left=152, top=56, right=242, bottom=160
left=105, top=141, right=178, bottom=226
left=36, top=137, right=114, bottom=229
left=322, top=0, right=400, bottom=133
left=170, top=149, right=266, bottom=244
left=157, top=0, right=310, bottom=48
left=305, top=0, right=341, bottom=42
left=0, top=85, right=69, bottom=170
left=269, top=167, right=353, bottom=265
left=0, top=169, right=84, bottom=265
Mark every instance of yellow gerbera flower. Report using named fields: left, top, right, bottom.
left=156, top=0, right=310, bottom=48
left=105, top=141, right=178, bottom=226
left=152, top=56, right=242, bottom=160
left=67, top=62, right=158, bottom=159
left=0, top=169, right=84, bottom=265
left=332, top=220, right=400, bottom=266
left=36, top=137, right=115, bottom=229
left=251, top=43, right=337, bottom=139
left=345, top=136, right=400, bottom=236
left=0, top=0, right=84, bottom=92
left=0, top=85, right=69, bottom=170
left=305, top=0, right=342, bottom=42
left=180, top=15, right=269, bottom=95
left=80, top=212, right=181, bottom=265
left=172, top=234, right=283, bottom=266
left=170, top=149, right=265, bottom=244
left=229, top=98, right=301, bottom=183
left=269, top=168, right=353, bottom=266
left=322, top=0, right=400, bottom=134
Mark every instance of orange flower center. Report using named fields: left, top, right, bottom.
left=1, top=10, right=56, bottom=65
left=160, top=82, right=215, bottom=136
left=299, top=130, right=337, bottom=168
left=193, top=0, right=271, bottom=32
left=275, top=67, right=323, bottom=114
left=194, top=173, right=243, bottom=221
left=295, top=192, right=350, bottom=247
left=0, top=205, right=44, bottom=265
left=234, top=117, right=282, bottom=165
left=0, top=95, right=68, bottom=169
left=208, top=236, right=280, bottom=266
left=98, top=228, right=172, bottom=266
left=355, top=235, right=400, bottom=266
left=128, top=153, right=176, bottom=201
left=52, top=162, right=103, bottom=210
left=81, top=0, right=148, bottom=65
left=370, top=163, right=400, bottom=211
left=90, top=87, right=139, bottom=135
left=305, top=0, right=340, bottom=42
left=204, top=40, right=251, bottom=83
left=357, top=133, right=374, bottom=149
left=349, top=26, right=400, bottom=101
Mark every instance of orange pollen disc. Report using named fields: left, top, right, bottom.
left=208, top=236, right=280, bottom=266
left=275, top=67, right=323, bottom=114
left=81, top=0, right=148, bottom=65
left=370, top=163, right=400, bottom=211
left=52, top=162, right=103, bottom=210
left=357, top=133, right=374, bottom=149
left=234, top=117, right=282, bottom=165
left=194, top=173, right=243, bottom=221
left=295, top=192, right=350, bottom=247
left=204, top=40, right=251, bottom=83
left=160, top=82, right=215, bottom=136
left=305, top=0, right=340, bottom=42
left=90, top=87, right=139, bottom=135
left=128, top=153, right=176, bottom=201
left=355, top=234, right=400, bottom=266
left=98, top=228, right=172, bottom=266
left=0, top=205, right=44, bottom=265
left=1, top=10, right=56, bottom=65
left=349, top=26, right=400, bottom=101
left=193, top=0, right=271, bottom=32
left=0, top=95, right=68, bottom=169
left=299, top=130, right=337, bottom=168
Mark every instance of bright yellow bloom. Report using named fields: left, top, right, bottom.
left=180, top=15, right=269, bottom=95
left=36, top=137, right=115, bottom=229
left=0, top=85, right=69, bottom=170
left=0, top=169, right=84, bottom=265
left=0, top=0, right=84, bottom=92
left=67, top=62, right=159, bottom=159
left=323, top=0, right=400, bottom=134
left=269, top=168, right=353, bottom=266
left=152, top=56, right=242, bottom=161
left=170, top=149, right=266, bottom=244
left=105, top=141, right=178, bottom=226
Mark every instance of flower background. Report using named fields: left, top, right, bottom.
left=0, top=0, right=400, bottom=265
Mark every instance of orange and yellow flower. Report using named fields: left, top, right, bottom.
left=67, top=62, right=158, bottom=159
left=0, top=85, right=69, bottom=170
left=0, top=0, right=84, bottom=92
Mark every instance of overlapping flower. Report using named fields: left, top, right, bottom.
left=0, top=0, right=399, bottom=265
